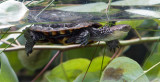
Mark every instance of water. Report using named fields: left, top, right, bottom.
left=27, top=1, right=160, bottom=24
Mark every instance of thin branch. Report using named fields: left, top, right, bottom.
left=115, top=47, right=124, bottom=58
left=60, top=52, right=70, bottom=82
left=34, top=0, right=55, bottom=19
left=15, top=39, right=21, bottom=46
left=106, top=0, right=112, bottom=11
left=0, top=27, right=11, bottom=40
left=31, top=50, right=61, bottom=82
left=110, top=48, right=120, bottom=62
left=82, top=42, right=100, bottom=82
left=0, top=31, right=22, bottom=34
left=134, top=29, right=142, bottom=39
left=0, top=33, right=23, bottom=55
left=105, top=0, right=112, bottom=21
left=0, top=36, right=160, bottom=52
left=132, top=61, right=160, bottom=82
left=25, top=0, right=34, bottom=6
left=120, top=36, right=160, bottom=45
left=0, top=39, right=18, bottom=47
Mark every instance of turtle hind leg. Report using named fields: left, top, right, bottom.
left=106, top=40, right=120, bottom=52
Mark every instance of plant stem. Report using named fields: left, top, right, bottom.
left=134, top=29, right=142, bottom=39
left=82, top=42, right=100, bottom=82
left=0, top=31, right=22, bottom=34
left=34, top=0, right=55, bottom=19
left=31, top=50, right=61, bottom=82
left=1, top=36, right=160, bottom=52
left=60, top=52, right=70, bottom=82
left=132, top=61, right=160, bottom=82
left=0, top=39, right=17, bottom=47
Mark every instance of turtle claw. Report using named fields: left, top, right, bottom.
left=75, top=30, right=90, bottom=46
left=117, top=45, right=120, bottom=48
left=106, top=40, right=120, bottom=52
left=80, top=40, right=88, bottom=46
left=109, top=48, right=115, bottom=52
left=25, top=40, right=36, bottom=56
left=78, top=37, right=88, bottom=46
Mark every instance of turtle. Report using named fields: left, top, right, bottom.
left=23, top=22, right=131, bottom=56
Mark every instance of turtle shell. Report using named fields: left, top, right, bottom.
left=29, top=22, right=102, bottom=36
left=27, top=22, right=102, bottom=44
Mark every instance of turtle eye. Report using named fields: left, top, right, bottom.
left=121, top=25, right=131, bottom=32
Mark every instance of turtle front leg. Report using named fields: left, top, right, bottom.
left=23, top=28, right=36, bottom=56
left=76, top=30, right=90, bottom=46
left=24, top=28, right=45, bottom=56
left=106, top=40, right=120, bottom=52
left=67, top=30, right=90, bottom=46
left=25, top=40, right=35, bottom=56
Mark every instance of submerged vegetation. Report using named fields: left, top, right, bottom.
left=0, top=0, right=160, bottom=82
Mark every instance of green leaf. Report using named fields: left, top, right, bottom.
left=74, top=71, right=100, bottom=82
left=125, top=9, right=160, bottom=18
left=111, top=0, right=160, bottom=6
left=116, top=20, right=144, bottom=28
left=143, top=44, right=160, bottom=80
left=111, top=0, right=160, bottom=18
left=0, top=52, right=18, bottom=82
left=158, top=71, right=160, bottom=78
left=5, top=51, right=23, bottom=72
left=151, top=71, right=160, bottom=82
left=0, top=1, right=28, bottom=29
left=100, top=57, right=149, bottom=82
left=45, top=58, right=90, bottom=82
left=154, top=19, right=160, bottom=26
left=44, top=56, right=110, bottom=82
left=56, top=2, right=107, bottom=12
left=18, top=50, right=51, bottom=71
left=88, top=56, right=110, bottom=72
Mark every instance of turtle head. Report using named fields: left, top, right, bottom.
left=109, top=24, right=131, bottom=39
left=91, top=24, right=131, bottom=41
left=100, top=24, right=131, bottom=41
left=110, top=24, right=131, bottom=32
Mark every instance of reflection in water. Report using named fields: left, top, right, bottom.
left=27, top=2, right=160, bottom=23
